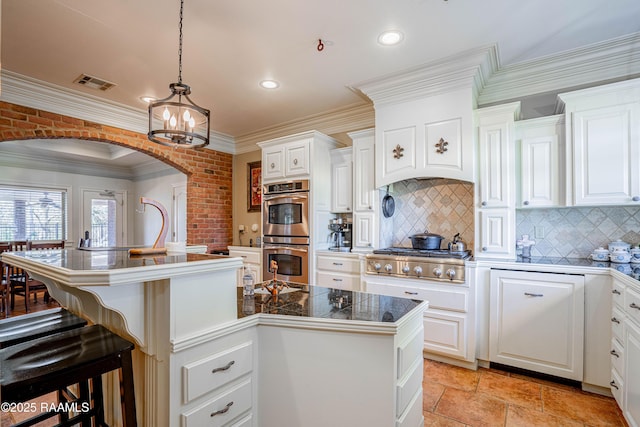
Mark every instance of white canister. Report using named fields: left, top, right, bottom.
left=610, top=247, right=632, bottom=263
left=631, top=247, right=640, bottom=263
left=608, top=239, right=631, bottom=253
left=589, top=247, right=610, bottom=261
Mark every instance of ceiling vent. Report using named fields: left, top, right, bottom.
left=73, top=74, right=116, bottom=91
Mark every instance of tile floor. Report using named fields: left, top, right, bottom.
left=1, top=296, right=629, bottom=427
left=423, top=359, right=628, bottom=427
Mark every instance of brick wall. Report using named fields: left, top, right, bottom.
left=0, top=101, right=232, bottom=251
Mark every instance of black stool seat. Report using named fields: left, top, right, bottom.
left=0, top=308, right=87, bottom=348
left=1, top=324, right=137, bottom=426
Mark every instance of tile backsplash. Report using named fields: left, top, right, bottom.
left=379, top=178, right=475, bottom=249
left=516, top=206, right=640, bottom=258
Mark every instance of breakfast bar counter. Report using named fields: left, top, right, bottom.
left=1, top=249, right=427, bottom=427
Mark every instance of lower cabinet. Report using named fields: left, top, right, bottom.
left=364, top=274, right=474, bottom=363
left=315, top=252, right=362, bottom=291
left=228, top=246, right=262, bottom=286
left=622, top=281, right=640, bottom=426
left=489, top=269, right=585, bottom=380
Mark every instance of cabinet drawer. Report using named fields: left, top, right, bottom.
left=625, top=286, right=640, bottom=324
left=397, top=327, right=423, bottom=380
left=612, top=306, right=625, bottom=343
left=181, top=378, right=252, bottom=427
left=424, top=311, right=467, bottom=359
left=316, top=271, right=360, bottom=291
left=396, top=358, right=422, bottom=415
left=611, top=368, right=624, bottom=407
left=612, top=280, right=625, bottom=307
left=611, top=338, right=624, bottom=376
left=316, top=256, right=360, bottom=274
left=396, top=388, right=423, bottom=427
left=183, top=341, right=253, bottom=403
left=229, top=250, right=261, bottom=265
left=366, top=282, right=468, bottom=312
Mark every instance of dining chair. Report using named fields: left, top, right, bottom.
left=10, top=240, right=64, bottom=312
left=0, top=242, right=11, bottom=318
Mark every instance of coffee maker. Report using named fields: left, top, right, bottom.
left=328, top=219, right=352, bottom=252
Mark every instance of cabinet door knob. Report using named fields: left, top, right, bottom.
left=482, top=247, right=487, bottom=252
left=435, top=138, right=449, bottom=154
left=210, top=402, right=234, bottom=417
left=211, top=360, right=235, bottom=374
left=610, top=381, right=619, bottom=390
left=481, top=201, right=487, bottom=206
left=523, top=201, right=530, bottom=206
left=293, top=158, right=298, bottom=165
left=612, top=289, right=621, bottom=295
left=270, top=162, right=275, bottom=169
left=610, top=349, right=620, bottom=358
left=524, top=292, right=544, bottom=297
left=631, top=302, right=640, bottom=310
left=611, top=317, right=620, bottom=324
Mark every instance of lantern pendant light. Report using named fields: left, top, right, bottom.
left=148, top=0, right=210, bottom=148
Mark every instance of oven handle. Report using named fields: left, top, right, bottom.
left=263, top=193, right=309, bottom=202
left=264, top=245, right=308, bottom=253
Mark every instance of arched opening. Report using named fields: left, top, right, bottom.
left=0, top=102, right=233, bottom=250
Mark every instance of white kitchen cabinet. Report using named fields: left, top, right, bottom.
left=260, top=137, right=312, bottom=182
left=489, top=269, right=585, bottom=380
left=623, top=282, right=640, bottom=427
left=228, top=246, right=262, bottom=286
left=373, top=88, right=476, bottom=187
left=558, top=79, right=640, bottom=206
left=516, top=115, right=565, bottom=208
left=475, top=103, right=520, bottom=260
left=349, top=129, right=378, bottom=252
left=583, top=274, right=612, bottom=391
left=364, top=273, right=475, bottom=365
left=315, top=251, right=362, bottom=291
left=330, top=148, right=352, bottom=213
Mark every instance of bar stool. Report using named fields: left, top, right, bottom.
left=0, top=307, right=87, bottom=349
left=1, top=324, right=137, bottom=427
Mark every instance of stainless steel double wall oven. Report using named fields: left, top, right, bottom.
left=262, top=180, right=310, bottom=283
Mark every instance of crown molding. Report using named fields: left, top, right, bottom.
left=478, top=32, right=640, bottom=105
left=351, top=45, right=499, bottom=107
left=233, top=102, right=374, bottom=153
left=0, top=70, right=236, bottom=154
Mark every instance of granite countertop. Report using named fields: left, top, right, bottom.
left=1, top=248, right=227, bottom=271
left=237, top=282, right=423, bottom=324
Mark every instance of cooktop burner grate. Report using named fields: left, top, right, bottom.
left=372, top=247, right=471, bottom=260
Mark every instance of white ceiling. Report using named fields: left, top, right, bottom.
left=3, top=0, right=640, bottom=141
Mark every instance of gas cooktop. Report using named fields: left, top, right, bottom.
left=372, top=247, right=472, bottom=260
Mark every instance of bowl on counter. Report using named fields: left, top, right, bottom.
left=608, top=239, right=631, bottom=253
left=631, top=247, right=640, bottom=263
left=589, top=247, right=610, bottom=261
left=610, top=248, right=632, bottom=263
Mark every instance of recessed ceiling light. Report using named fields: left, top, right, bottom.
left=378, top=30, right=404, bottom=46
left=260, top=80, right=280, bottom=89
left=140, top=96, right=156, bottom=103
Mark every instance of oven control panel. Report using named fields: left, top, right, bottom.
left=365, top=255, right=466, bottom=284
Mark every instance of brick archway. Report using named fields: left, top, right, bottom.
left=0, top=102, right=232, bottom=250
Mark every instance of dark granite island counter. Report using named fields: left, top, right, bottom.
left=1, top=249, right=427, bottom=427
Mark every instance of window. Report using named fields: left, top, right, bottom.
left=0, top=186, right=68, bottom=241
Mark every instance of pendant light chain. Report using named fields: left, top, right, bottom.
left=177, top=0, right=183, bottom=84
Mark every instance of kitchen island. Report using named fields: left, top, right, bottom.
left=1, top=249, right=427, bottom=427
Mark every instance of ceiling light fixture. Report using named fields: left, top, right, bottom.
left=148, top=0, right=210, bottom=148
left=378, top=30, right=404, bottom=46
left=260, top=80, right=279, bottom=89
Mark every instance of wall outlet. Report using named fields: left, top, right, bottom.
left=534, top=226, right=545, bottom=239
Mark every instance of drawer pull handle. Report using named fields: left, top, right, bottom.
left=613, top=289, right=621, bottom=295
left=524, top=292, right=543, bottom=297
left=631, top=302, right=640, bottom=310
left=612, top=317, right=621, bottom=324
left=404, top=291, right=418, bottom=295
left=610, top=349, right=620, bottom=358
left=211, top=360, right=235, bottom=374
left=210, top=401, right=233, bottom=417
left=332, top=278, right=343, bottom=282
left=332, top=262, right=343, bottom=266
left=610, top=381, right=619, bottom=390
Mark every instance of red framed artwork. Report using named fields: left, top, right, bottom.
left=247, top=161, right=262, bottom=212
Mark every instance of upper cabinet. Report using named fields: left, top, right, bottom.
left=349, top=129, right=378, bottom=251
left=330, top=148, right=352, bottom=213
left=558, top=79, right=640, bottom=206
left=353, top=46, right=497, bottom=188
left=261, top=137, right=312, bottom=182
left=516, top=115, right=565, bottom=208
left=373, top=88, right=475, bottom=187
